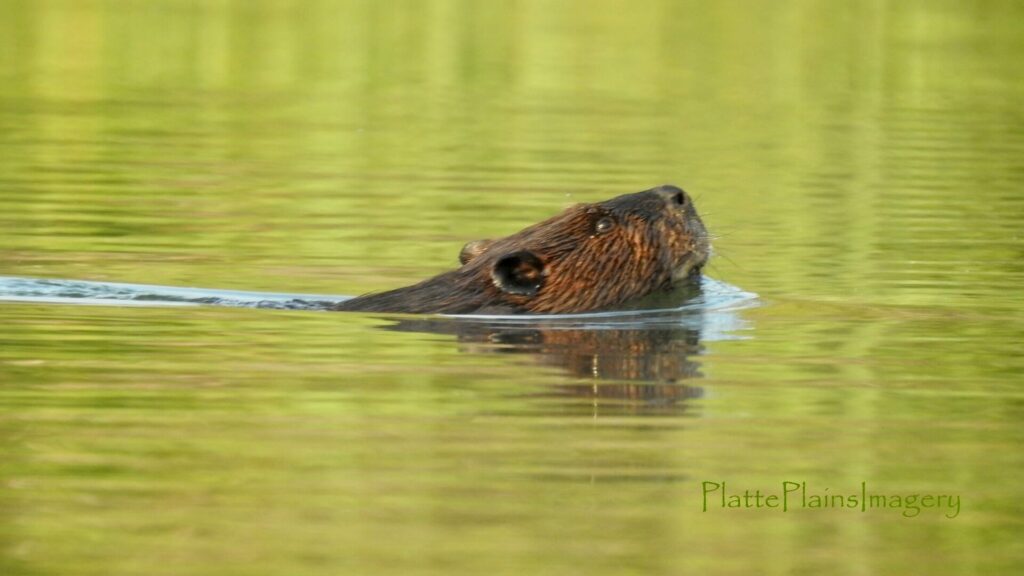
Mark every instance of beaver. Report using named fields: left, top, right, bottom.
left=333, top=184, right=709, bottom=314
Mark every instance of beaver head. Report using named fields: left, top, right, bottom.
left=335, top=184, right=709, bottom=315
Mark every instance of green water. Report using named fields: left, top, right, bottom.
left=2, top=1, right=1023, bottom=574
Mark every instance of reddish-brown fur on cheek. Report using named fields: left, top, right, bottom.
left=523, top=214, right=667, bottom=313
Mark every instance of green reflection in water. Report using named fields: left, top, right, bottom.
left=1, top=0, right=1023, bottom=575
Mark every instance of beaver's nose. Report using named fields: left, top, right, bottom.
left=654, top=184, right=688, bottom=208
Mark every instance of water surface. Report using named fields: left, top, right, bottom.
left=1, top=1, right=1023, bottom=575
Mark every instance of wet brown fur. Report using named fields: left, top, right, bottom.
left=333, top=184, right=709, bottom=315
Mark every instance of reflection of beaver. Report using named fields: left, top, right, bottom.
left=391, top=319, right=704, bottom=381
left=334, top=185, right=710, bottom=314
left=385, top=317, right=705, bottom=412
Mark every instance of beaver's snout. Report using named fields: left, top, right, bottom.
left=654, top=184, right=710, bottom=281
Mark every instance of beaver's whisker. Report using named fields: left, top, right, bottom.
left=711, top=251, right=744, bottom=270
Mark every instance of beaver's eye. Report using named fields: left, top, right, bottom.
left=594, top=217, right=615, bottom=234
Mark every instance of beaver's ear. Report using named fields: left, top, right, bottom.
left=491, top=250, right=545, bottom=297
left=459, top=239, right=495, bottom=265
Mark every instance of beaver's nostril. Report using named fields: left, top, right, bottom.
left=654, top=185, right=687, bottom=208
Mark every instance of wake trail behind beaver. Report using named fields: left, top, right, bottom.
left=0, top=276, right=348, bottom=311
